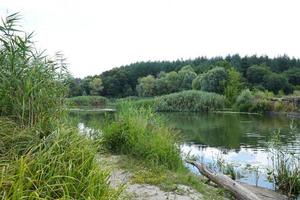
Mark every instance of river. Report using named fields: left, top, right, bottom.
left=69, top=110, right=300, bottom=192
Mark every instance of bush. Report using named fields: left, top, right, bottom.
left=154, top=90, right=226, bottom=112
left=102, top=103, right=183, bottom=170
left=235, top=89, right=272, bottom=112
left=67, top=96, right=109, bottom=107
left=0, top=124, right=120, bottom=199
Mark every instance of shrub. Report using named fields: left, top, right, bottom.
left=235, top=89, right=273, bottom=112
left=102, top=103, right=183, bottom=170
left=155, top=90, right=226, bottom=112
left=234, top=89, right=254, bottom=112
left=67, top=96, right=109, bottom=107
left=235, top=90, right=273, bottom=112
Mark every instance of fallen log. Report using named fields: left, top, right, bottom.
left=186, top=160, right=261, bottom=200
left=186, top=160, right=288, bottom=200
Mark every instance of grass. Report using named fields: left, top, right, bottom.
left=0, top=123, right=121, bottom=199
left=111, top=155, right=226, bottom=200
left=267, top=127, right=300, bottom=198
left=0, top=13, right=67, bottom=134
left=67, top=96, right=109, bottom=108
left=155, top=90, right=226, bottom=112
left=102, top=102, right=183, bottom=171
left=0, top=13, right=121, bottom=199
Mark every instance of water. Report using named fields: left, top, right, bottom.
left=69, top=110, right=300, bottom=191
left=161, top=112, right=300, bottom=190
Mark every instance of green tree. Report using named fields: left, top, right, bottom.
left=200, top=67, right=228, bottom=94
left=192, top=74, right=203, bottom=90
left=224, top=68, right=242, bottom=103
left=246, top=65, right=271, bottom=84
left=178, top=65, right=197, bottom=90
left=284, top=68, right=300, bottom=85
left=136, top=75, right=156, bottom=97
left=263, top=73, right=291, bottom=94
left=90, top=77, right=104, bottom=95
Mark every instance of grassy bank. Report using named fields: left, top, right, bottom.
left=102, top=102, right=182, bottom=170
left=0, top=14, right=120, bottom=199
left=0, top=122, right=121, bottom=199
left=101, top=102, right=225, bottom=199
left=67, top=96, right=109, bottom=108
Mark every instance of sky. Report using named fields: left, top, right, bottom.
left=1, top=0, right=300, bottom=78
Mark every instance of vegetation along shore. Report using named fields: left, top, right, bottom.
left=1, top=13, right=300, bottom=200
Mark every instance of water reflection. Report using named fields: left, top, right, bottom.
left=69, top=111, right=300, bottom=190
left=161, top=112, right=300, bottom=189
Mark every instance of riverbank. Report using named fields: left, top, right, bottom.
left=98, top=154, right=227, bottom=200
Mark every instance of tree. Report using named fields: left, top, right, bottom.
left=165, top=71, right=181, bottom=93
left=136, top=75, right=156, bottom=97
left=263, top=73, right=291, bottom=94
left=284, top=68, right=300, bottom=85
left=67, top=77, right=83, bottom=97
left=178, top=65, right=197, bottom=90
left=90, top=77, right=104, bottom=95
left=200, top=67, right=228, bottom=94
left=246, top=65, right=271, bottom=84
left=192, top=75, right=203, bottom=90
left=224, top=68, right=242, bottom=103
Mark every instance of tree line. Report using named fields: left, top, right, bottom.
left=67, top=55, right=300, bottom=98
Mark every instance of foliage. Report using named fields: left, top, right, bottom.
left=246, top=64, right=271, bottom=84
left=68, top=54, right=300, bottom=98
left=155, top=90, right=226, bottom=112
left=0, top=14, right=119, bottom=199
left=178, top=65, right=197, bottom=90
left=67, top=96, right=108, bottom=107
left=0, top=123, right=121, bottom=199
left=192, top=74, right=203, bottom=90
left=263, top=73, right=292, bottom=94
left=102, top=103, right=183, bottom=170
left=284, top=68, right=300, bottom=85
left=90, top=77, right=104, bottom=95
left=0, top=13, right=67, bottom=134
left=136, top=75, right=156, bottom=97
left=224, top=68, right=243, bottom=103
left=198, top=67, right=228, bottom=94
left=234, top=89, right=273, bottom=112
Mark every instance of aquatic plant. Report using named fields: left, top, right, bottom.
left=267, top=124, right=300, bottom=197
left=0, top=13, right=67, bottom=134
left=155, top=90, right=226, bottom=112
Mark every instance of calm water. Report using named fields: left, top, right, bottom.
left=69, top=111, right=300, bottom=191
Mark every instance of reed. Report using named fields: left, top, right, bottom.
left=0, top=13, right=67, bottom=135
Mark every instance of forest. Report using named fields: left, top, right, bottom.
left=68, top=55, right=300, bottom=99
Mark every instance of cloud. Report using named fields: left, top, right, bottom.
left=1, top=0, right=300, bottom=77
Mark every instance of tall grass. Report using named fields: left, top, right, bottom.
left=155, top=90, right=226, bottom=112
left=67, top=96, right=109, bottom=108
left=0, top=13, right=67, bottom=134
left=0, top=123, right=121, bottom=199
left=102, top=102, right=183, bottom=170
left=0, top=13, right=120, bottom=199
left=267, top=126, right=300, bottom=197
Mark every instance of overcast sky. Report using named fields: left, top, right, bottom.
left=1, top=0, right=300, bottom=77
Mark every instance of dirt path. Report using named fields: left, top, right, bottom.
left=99, top=155, right=204, bottom=200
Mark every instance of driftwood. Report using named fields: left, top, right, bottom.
left=186, top=160, right=288, bottom=200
